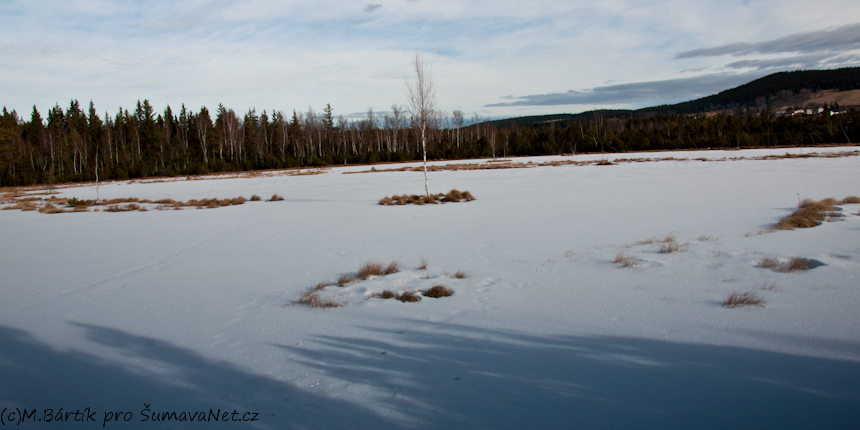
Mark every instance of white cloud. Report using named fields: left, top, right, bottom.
left=2, top=0, right=860, bottom=119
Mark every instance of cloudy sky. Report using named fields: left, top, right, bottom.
left=2, top=0, right=859, bottom=121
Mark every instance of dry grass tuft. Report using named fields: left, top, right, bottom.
left=374, top=290, right=396, bottom=299
left=357, top=260, right=385, bottom=280
left=337, top=274, right=356, bottom=287
left=759, top=282, right=777, bottom=291
left=613, top=252, right=638, bottom=268
left=2, top=200, right=39, bottom=211
left=396, top=291, right=421, bottom=303
left=756, top=256, right=815, bottom=273
left=772, top=198, right=841, bottom=230
left=269, top=194, right=285, bottom=201
left=450, top=270, right=467, bottom=279
left=756, top=257, right=781, bottom=270
left=315, top=280, right=333, bottom=291
left=38, top=203, right=66, bottom=214
left=384, top=261, right=401, bottom=275
left=722, top=290, right=766, bottom=308
left=379, top=189, right=475, bottom=206
left=65, top=197, right=95, bottom=207
left=840, top=196, right=860, bottom=204
left=297, top=288, right=342, bottom=308
left=659, top=241, right=689, bottom=253
left=782, top=257, right=813, bottom=272
left=250, top=195, right=262, bottom=201
left=442, top=189, right=463, bottom=202
left=423, top=284, right=453, bottom=298
left=417, top=255, right=429, bottom=271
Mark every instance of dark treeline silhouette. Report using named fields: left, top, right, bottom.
left=1, top=97, right=859, bottom=187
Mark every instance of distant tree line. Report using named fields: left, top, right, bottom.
left=1, top=99, right=858, bottom=187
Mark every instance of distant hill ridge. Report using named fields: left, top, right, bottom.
left=493, top=67, right=860, bottom=126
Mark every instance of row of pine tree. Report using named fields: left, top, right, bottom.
left=0, top=100, right=858, bottom=186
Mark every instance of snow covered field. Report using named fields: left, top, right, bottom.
left=1, top=147, right=859, bottom=429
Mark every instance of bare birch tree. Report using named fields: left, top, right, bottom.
left=405, top=52, right=437, bottom=197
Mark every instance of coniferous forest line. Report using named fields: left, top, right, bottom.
left=1, top=95, right=859, bottom=187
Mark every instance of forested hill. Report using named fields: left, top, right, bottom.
left=648, top=67, right=860, bottom=115
left=493, top=67, right=860, bottom=126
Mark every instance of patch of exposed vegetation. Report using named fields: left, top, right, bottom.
left=755, top=256, right=817, bottom=273
left=378, top=189, right=475, bottom=205
left=613, top=252, right=638, bottom=268
left=1, top=194, right=285, bottom=214
left=423, top=285, right=453, bottom=298
left=771, top=197, right=850, bottom=230
left=722, top=290, right=766, bottom=308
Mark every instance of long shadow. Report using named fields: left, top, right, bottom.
left=0, top=323, right=403, bottom=429
left=275, top=320, right=860, bottom=430
left=3, top=321, right=859, bottom=429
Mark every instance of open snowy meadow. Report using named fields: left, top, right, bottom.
left=1, top=146, right=859, bottom=429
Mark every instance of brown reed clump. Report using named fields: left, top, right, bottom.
left=613, top=252, right=638, bottom=268
left=374, top=290, right=396, bottom=299
left=423, top=284, right=453, bottom=298
left=772, top=198, right=840, bottom=230
left=396, top=291, right=421, bottom=303
left=337, top=274, right=356, bottom=287
left=357, top=260, right=386, bottom=280
left=756, top=256, right=815, bottom=273
left=379, top=189, right=475, bottom=206
left=384, top=261, right=401, bottom=275
left=297, top=288, right=342, bottom=308
left=722, top=290, right=766, bottom=308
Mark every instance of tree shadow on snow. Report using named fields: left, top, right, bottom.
left=274, top=320, right=860, bottom=430
left=2, top=321, right=859, bottom=429
left=0, top=323, right=399, bottom=429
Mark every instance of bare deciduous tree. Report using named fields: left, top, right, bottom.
left=405, top=52, right=437, bottom=197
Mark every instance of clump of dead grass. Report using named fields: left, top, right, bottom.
left=38, top=203, right=66, bottom=214
left=250, top=195, right=262, bottom=201
left=2, top=200, right=39, bottom=211
left=65, top=197, right=95, bottom=207
left=722, top=290, right=766, bottom=308
left=756, top=256, right=815, bottom=273
left=782, top=257, right=814, bottom=272
left=373, top=290, right=396, bottom=299
left=658, top=233, right=689, bottom=253
left=840, top=196, right=860, bottom=204
left=446, top=270, right=466, bottom=279
left=384, top=261, right=401, bottom=275
left=423, top=284, right=453, bottom=298
left=378, top=189, right=475, bottom=205
left=759, top=282, right=777, bottom=291
left=296, top=288, right=342, bottom=308
left=269, top=194, right=284, bottom=201
left=772, top=197, right=845, bottom=230
left=396, top=291, right=421, bottom=302
left=357, top=260, right=386, bottom=280
left=417, top=255, right=429, bottom=271
left=613, top=252, right=638, bottom=268
left=337, top=274, right=356, bottom=287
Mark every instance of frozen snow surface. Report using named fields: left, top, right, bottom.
left=2, top=147, right=859, bottom=429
